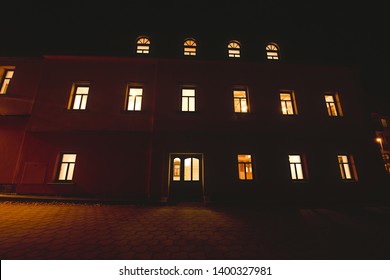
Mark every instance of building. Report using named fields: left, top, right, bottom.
left=1, top=38, right=389, bottom=203
left=372, top=113, right=390, bottom=174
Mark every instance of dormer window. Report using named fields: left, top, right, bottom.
left=184, top=39, right=197, bottom=56
left=266, top=43, right=280, bottom=60
left=228, top=41, right=241, bottom=58
left=136, top=37, right=151, bottom=54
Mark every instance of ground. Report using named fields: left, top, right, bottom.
left=0, top=201, right=389, bottom=259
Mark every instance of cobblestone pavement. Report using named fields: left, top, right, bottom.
left=1, top=201, right=390, bottom=259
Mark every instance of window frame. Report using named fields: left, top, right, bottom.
left=125, top=85, right=143, bottom=111
left=228, top=41, right=241, bottom=58
left=324, top=92, right=343, bottom=117
left=288, top=154, right=307, bottom=181
left=266, top=43, right=280, bottom=60
left=0, top=68, right=15, bottom=95
left=68, top=83, right=90, bottom=111
left=181, top=88, right=196, bottom=112
left=183, top=38, right=197, bottom=56
left=136, top=36, right=151, bottom=54
left=56, top=153, right=77, bottom=182
left=337, top=154, right=358, bottom=181
left=280, top=90, right=298, bottom=115
left=237, top=154, right=254, bottom=180
left=233, top=89, right=249, bottom=113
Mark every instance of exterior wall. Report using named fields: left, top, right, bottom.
left=1, top=55, right=388, bottom=202
left=0, top=57, right=43, bottom=189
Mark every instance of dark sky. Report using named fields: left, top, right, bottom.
left=2, top=1, right=389, bottom=113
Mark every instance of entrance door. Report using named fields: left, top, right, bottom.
left=169, top=153, right=203, bottom=202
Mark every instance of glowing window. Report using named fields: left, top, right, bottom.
left=280, top=91, right=297, bottom=115
left=0, top=69, right=14, bottom=94
left=184, top=157, right=200, bottom=181
left=69, top=84, right=89, bottom=110
left=381, top=118, right=388, bottom=128
left=338, top=155, right=357, bottom=180
left=173, top=158, right=181, bottom=181
left=325, top=93, right=343, bottom=117
left=237, top=154, right=253, bottom=180
left=126, top=87, right=143, bottom=111
left=57, top=153, right=77, bottom=182
left=288, top=155, right=305, bottom=180
left=266, top=43, right=279, bottom=60
left=136, top=37, right=150, bottom=54
left=184, top=39, right=197, bottom=56
left=228, top=41, right=241, bottom=58
left=233, top=90, right=249, bottom=113
left=181, top=88, right=195, bottom=112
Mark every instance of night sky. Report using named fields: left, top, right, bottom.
left=2, top=1, right=388, bottom=113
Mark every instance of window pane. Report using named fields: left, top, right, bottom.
left=296, top=164, right=304, bottom=179
left=238, top=163, right=246, bottom=179
left=188, top=97, right=195, bottom=111
left=182, top=89, right=195, bottom=96
left=286, top=101, right=294, bottom=114
left=129, top=88, right=143, bottom=96
left=5, top=70, right=14, bottom=78
left=67, top=163, right=75, bottom=180
left=240, top=99, right=248, bottom=112
left=184, top=158, right=192, bottom=181
left=280, top=93, right=291, bottom=101
left=234, top=90, right=246, bottom=98
left=134, top=97, right=142, bottom=111
left=325, top=95, right=334, bottom=102
left=58, top=163, right=68, bottom=180
left=80, top=95, right=88, bottom=110
left=290, top=164, right=297, bottom=180
left=289, top=155, right=301, bottom=163
left=343, top=164, right=352, bottom=179
left=238, top=154, right=251, bottom=162
left=246, top=163, right=253, bottom=179
left=128, top=95, right=135, bottom=110
left=62, top=154, right=77, bottom=162
left=76, top=86, right=89, bottom=94
left=192, top=158, right=199, bottom=181
left=182, top=97, right=188, bottom=111
left=234, top=99, right=241, bottom=112
left=73, top=95, right=82, bottom=109
left=173, top=158, right=180, bottom=181
left=0, top=80, right=10, bottom=93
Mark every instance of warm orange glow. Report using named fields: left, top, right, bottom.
left=266, top=43, right=279, bottom=60
left=228, top=41, right=241, bottom=58
left=70, top=84, right=89, bottom=110
left=58, top=153, right=77, bottom=181
left=280, top=91, right=296, bottom=115
left=234, top=90, right=248, bottom=113
left=136, top=37, right=150, bottom=54
left=184, top=39, right=197, bottom=56
left=338, top=155, right=358, bottom=181
left=237, top=154, right=253, bottom=180
left=288, top=155, right=304, bottom=180
left=376, top=137, right=382, bottom=143
left=0, top=69, right=15, bottom=94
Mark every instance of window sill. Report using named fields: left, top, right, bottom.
left=47, top=182, right=76, bottom=185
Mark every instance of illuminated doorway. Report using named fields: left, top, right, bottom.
left=169, top=153, right=204, bottom=201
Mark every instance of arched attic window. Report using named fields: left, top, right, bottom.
left=184, top=38, right=197, bottom=56
left=266, top=43, right=280, bottom=60
left=228, top=41, right=241, bottom=58
left=136, top=36, right=151, bottom=54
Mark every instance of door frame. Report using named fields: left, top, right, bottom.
left=168, top=153, right=204, bottom=200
